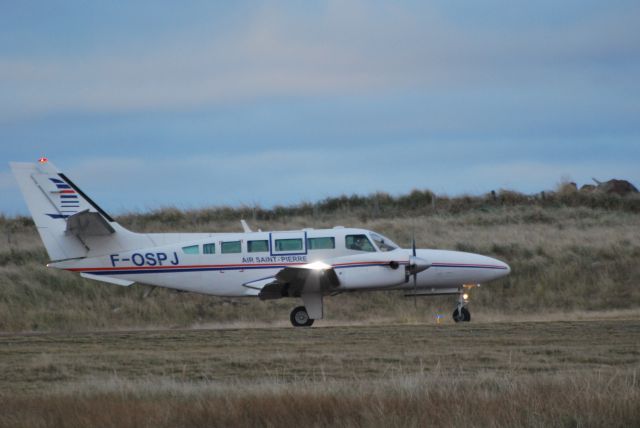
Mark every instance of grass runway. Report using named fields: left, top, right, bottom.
left=1, top=319, right=639, bottom=427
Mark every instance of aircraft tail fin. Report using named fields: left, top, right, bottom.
left=10, top=160, right=148, bottom=261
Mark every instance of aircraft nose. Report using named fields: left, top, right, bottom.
left=492, top=258, right=511, bottom=277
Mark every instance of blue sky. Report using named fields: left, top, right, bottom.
left=1, top=1, right=639, bottom=215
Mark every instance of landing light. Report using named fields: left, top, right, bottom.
left=38, top=156, right=48, bottom=163
left=463, top=293, right=469, bottom=301
left=305, top=261, right=332, bottom=270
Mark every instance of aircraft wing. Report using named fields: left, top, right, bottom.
left=243, top=263, right=340, bottom=300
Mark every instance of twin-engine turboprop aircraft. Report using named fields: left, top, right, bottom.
left=10, top=159, right=510, bottom=327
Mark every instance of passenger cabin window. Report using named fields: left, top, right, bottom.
left=203, top=243, right=216, bottom=254
left=345, top=234, right=375, bottom=252
left=370, top=233, right=398, bottom=252
left=275, top=238, right=303, bottom=252
left=182, top=245, right=199, bottom=255
left=307, top=237, right=335, bottom=250
left=221, top=241, right=242, bottom=254
left=248, top=240, right=269, bottom=253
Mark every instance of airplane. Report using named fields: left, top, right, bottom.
left=10, top=158, right=511, bottom=327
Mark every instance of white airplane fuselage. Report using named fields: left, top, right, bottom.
left=52, top=228, right=510, bottom=297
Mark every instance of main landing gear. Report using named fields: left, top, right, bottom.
left=290, top=294, right=323, bottom=327
left=452, top=288, right=472, bottom=322
left=290, top=306, right=314, bottom=327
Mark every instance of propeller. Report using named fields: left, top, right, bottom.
left=406, top=235, right=431, bottom=309
left=412, top=237, right=417, bottom=308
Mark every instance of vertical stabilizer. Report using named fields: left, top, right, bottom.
left=10, top=160, right=151, bottom=261
left=11, top=161, right=89, bottom=260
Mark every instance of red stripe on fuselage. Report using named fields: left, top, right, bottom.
left=66, top=260, right=396, bottom=274
left=65, top=260, right=506, bottom=274
left=67, top=262, right=309, bottom=273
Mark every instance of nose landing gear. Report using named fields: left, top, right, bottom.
left=452, top=287, right=472, bottom=322
left=453, top=306, right=471, bottom=322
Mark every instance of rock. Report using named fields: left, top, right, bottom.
left=593, top=179, right=639, bottom=196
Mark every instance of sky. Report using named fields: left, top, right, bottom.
left=1, top=1, right=639, bottom=216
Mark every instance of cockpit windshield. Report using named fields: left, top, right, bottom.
left=370, top=232, right=399, bottom=252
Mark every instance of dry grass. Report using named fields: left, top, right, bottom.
left=1, top=196, right=639, bottom=331
left=0, top=320, right=638, bottom=427
left=1, top=372, right=638, bottom=428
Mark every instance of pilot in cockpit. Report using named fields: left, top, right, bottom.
left=353, top=237, right=367, bottom=250
left=346, top=235, right=366, bottom=251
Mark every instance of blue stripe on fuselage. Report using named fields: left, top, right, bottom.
left=76, top=262, right=505, bottom=276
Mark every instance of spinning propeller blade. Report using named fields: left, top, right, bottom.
left=406, top=234, right=431, bottom=310
left=412, top=236, right=417, bottom=308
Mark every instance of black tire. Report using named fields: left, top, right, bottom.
left=453, top=307, right=471, bottom=323
left=461, top=307, right=471, bottom=322
left=290, top=306, right=314, bottom=327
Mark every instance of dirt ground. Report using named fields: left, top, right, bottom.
left=1, top=319, right=638, bottom=394
left=1, top=319, right=639, bottom=427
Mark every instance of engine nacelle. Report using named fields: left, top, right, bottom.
left=336, top=265, right=406, bottom=289
left=332, top=252, right=407, bottom=290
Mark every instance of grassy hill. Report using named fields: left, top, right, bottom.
left=1, top=189, right=639, bottom=332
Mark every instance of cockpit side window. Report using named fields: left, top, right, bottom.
left=345, top=234, right=375, bottom=252
left=370, top=233, right=398, bottom=252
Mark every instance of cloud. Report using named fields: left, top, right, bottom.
left=2, top=2, right=639, bottom=217
left=2, top=3, right=639, bottom=122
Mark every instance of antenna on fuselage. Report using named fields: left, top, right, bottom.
left=240, top=219, right=252, bottom=233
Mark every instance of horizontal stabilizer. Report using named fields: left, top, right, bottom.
left=81, top=273, right=134, bottom=287
left=66, top=210, right=115, bottom=236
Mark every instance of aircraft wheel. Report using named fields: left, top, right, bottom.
left=453, top=307, right=471, bottom=323
left=290, top=306, right=314, bottom=327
